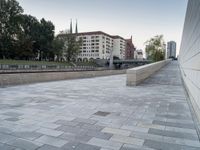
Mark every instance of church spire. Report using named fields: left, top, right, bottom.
left=70, top=19, right=73, bottom=34
left=75, top=19, right=78, bottom=34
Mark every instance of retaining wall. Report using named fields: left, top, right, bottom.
left=0, top=70, right=126, bottom=87
left=126, top=60, right=171, bottom=86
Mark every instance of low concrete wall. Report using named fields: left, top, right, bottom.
left=0, top=70, right=126, bottom=87
left=126, top=60, right=171, bottom=86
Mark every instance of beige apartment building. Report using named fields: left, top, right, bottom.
left=76, top=31, right=126, bottom=62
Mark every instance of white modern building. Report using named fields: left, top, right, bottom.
left=76, top=31, right=126, bottom=62
left=134, top=49, right=143, bottom=60
left=167, top=41, right=176, bottom=58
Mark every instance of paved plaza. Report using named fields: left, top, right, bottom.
left=0, top=62, right=199, bottom=150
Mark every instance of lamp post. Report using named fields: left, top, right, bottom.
left=109, top=49, right=113, bottom=69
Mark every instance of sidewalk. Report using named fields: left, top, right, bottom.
left=0, top=61, right=199, bottom=150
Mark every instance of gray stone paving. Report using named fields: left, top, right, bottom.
left=0, top=61, right=199, bottom=150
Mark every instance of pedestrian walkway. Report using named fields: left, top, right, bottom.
left=0, top=61, right=199, bottom=150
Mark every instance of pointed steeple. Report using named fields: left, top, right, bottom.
left=70, top=19, right=73, bottom=34
left=75, top=19, right=78, bottom=34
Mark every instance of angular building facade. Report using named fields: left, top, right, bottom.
left=179, top=0, right=200, bottom=124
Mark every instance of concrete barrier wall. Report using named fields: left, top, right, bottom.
left=179, top=0, right=200, bottom=125
left=0, top=70, right=126, bottom=87
left=126, top=60, right=171, bottom=86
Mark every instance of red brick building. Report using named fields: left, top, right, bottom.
left=125, top=36, right=136, bottom=59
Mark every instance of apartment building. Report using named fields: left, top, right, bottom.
left=134, top=49, right=143, bottom=60
left=167, top=41, right=176, bottom=59
left=76, top=31, right=126, bottom=61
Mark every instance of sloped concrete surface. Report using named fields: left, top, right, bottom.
left=0, top=61, right=199, bottom=150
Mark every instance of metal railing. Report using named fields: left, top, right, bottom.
left=0, top=64, right=97, bottom=73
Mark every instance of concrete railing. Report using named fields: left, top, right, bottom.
left=126, top=59, right=171, bottom=86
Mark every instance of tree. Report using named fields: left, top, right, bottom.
left=145, top=35, right=165, bottom=62
left=50, top=37, right=65, bottom=61
left=38, top=18, right=55, bottom=61
left=17, top=16, right=55, bottom=61
left=15, top=35, right=34, bottom=60
left=0, top=0, right=23, bottom=59
left=60, top=33, right=82, bottom=62
left=0, top=0, right=57, bottom=61
left=15, top=14, right=40, bottom=60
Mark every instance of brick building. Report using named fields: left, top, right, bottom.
left=125, top=36, right=136, bottom=59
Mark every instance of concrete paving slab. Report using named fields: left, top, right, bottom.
left=0, top=62, right=199, bottom=149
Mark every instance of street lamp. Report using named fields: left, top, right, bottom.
left=109, top=49, right=113, bottom=69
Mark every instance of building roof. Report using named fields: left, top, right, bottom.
left=58, top=31, right=125, bottom=40
left=125, top=37, right=135, bottom=48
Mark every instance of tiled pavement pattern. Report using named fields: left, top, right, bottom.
left=0, top=61, right=199, bottom=150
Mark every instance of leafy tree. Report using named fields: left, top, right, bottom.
left=17, top=16, right=55, bottom=61
left=60, top=33, right=82, bottom=62
left=51, top=37, right=65, bottom=61
left=38, top=18, right=55, bottom=61
left=15, top=14, right=40, bottom=60
left=0, top=0, right=23, bottom=59
left=145, top=35, right=165, bottom=62
left=15, top=35, right=34, bottom=60
left=0, top=0, right=60, bottom=62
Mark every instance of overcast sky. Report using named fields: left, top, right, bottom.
left=17, top=0, right=188, bottom=54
